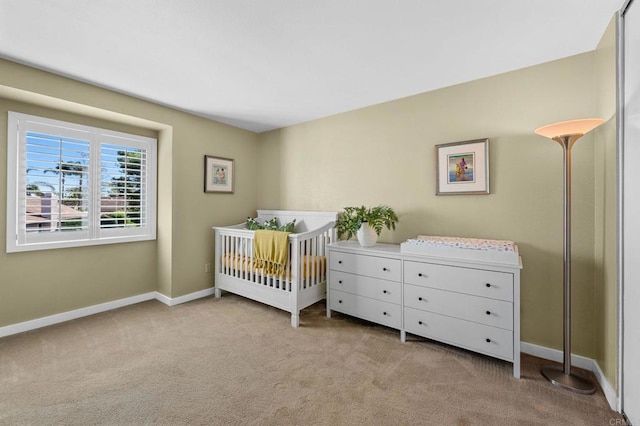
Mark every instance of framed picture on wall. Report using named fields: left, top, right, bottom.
left=204, top=155, right=234, bottom=193
left=435, top=138, right=489, bottom=195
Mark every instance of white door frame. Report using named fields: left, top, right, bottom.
left=619, top=0, right=638, bottom=422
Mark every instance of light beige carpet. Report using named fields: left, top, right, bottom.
left=0, top=294, right=624, bottom=425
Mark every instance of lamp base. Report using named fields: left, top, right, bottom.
left=541, top=365, right=596, bottom=394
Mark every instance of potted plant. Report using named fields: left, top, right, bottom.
left=336, top=205, right=398, bottom=247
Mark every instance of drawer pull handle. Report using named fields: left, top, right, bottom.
left=418, top=273, right=423, bottom=277
left=383, top=290, right=388, bottom=294
left=383, top=267, right=388, bottom=271
left=338, top=280, right=343, bottom=284
left=338, top=260, right=343, bottom=264
left=486, top=310, right=491, bottom=315
left=486, top=338, right=491, bottom=343
left=418, top=297, right=423, bottom=301
left=418, top=320, right=423, bottom=325
left=338, top=300, right=343, bottom=304
left=383, top=312, right=388, bottom=316
left=485, top=283, right=491, bottom=288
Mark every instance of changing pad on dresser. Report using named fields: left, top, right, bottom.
left=400, top=235, right=520, bottom=265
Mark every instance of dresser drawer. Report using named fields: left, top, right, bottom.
left=330, top=290, right=402, bottom=329
left=404, top=284, right=513, bottom=330
left=404, top=307, right=513, bottom=360
left=330, top=270, right=402, bottom=304
left=330, top=251, right=401, bottom=282
left=404, top=261, right=513, bottom=302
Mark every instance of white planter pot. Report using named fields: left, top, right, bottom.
left=356, top=223, right=378, bottom=247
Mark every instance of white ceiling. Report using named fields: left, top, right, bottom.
left=0, top=0, right=623, bottom=133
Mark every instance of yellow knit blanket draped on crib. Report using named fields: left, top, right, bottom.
left=253, top=230, right=290, bottom=276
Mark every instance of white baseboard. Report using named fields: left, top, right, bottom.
left=521, top=341, right=594, bottom=370
left=0, top=292, right=156, bottom=338
left=154, top=287, right=216, bottom=306
left=521, top=341, right=619, bottom=411
left=592, top=356, right=619, bottom=413
left=0, top=288, right=215, bottom=338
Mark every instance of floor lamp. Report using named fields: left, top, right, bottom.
left=534, top=118, right=604, bottom=394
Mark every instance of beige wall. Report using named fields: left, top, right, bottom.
left=0, top=59, right=259, bottom=327
left=594, top=15, right=619, bottom=390
left=257, top=53, right=601, bottom=359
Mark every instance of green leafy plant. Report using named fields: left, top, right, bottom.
left=336, top=205, right=398, bottom=240
left=245, top=217, right=296, bottom=232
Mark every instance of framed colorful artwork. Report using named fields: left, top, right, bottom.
left=435, top=138, right=489, bottom=195
left=204, top=155, right=234, bottom=193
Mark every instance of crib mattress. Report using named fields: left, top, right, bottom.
left=221, top=254, right=327, bottom=279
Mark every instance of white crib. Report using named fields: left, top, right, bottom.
left=213, top=210, right=338, bottom=327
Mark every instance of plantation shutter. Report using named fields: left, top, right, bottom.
left=7, top=112, right=157, bottom=252
left=19, top=119, right=92, bottom=245
left=98, top=134, right=151, bottom=236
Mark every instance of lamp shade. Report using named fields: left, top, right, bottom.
left=534, top=118, right=604, bottom=139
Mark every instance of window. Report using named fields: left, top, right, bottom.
left=6, top=112, right=157, bottom=252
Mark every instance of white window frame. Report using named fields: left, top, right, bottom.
left=6, top=112, right=157, bottom=252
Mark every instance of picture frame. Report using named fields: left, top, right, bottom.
left=204, top=155, right=234, bottom=193
left=435, top=138, right=489, bottom=195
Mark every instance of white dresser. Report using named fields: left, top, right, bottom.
left=327, top=243, right=403, bottom=332
left=326, top=241, right=522, bottom=378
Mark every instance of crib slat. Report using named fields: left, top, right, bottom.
left=233, top=236, right=238, bottom=278
left=232, top=235, right=236, bottom=277
left=309, top=236, right=314, bottom=288
left=288, top=242, right=292, bottom=290
left=221, top=235, right=225, bottom=275
left=222, top=235, right=226, bottom=275
left=312, top=235, right=318, bottom=287
left=309, top=238, right=313, bottom=289
left=300, top=240, right=305, bottom=290
left=308, top=237, right=313, bottom=288
left=317, top=234, right=321, bottom=284
left=249, top=237, right=254, bottom=284
left=224, top=235, right=229, bottom=275
left=241, top=236, right=245, bottom=280
left=287, top=242, right=292, bottom=290
left=301, top=240, right=305, bottom=291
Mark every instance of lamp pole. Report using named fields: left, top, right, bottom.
left=540, top=132, right=596, bottom=394
left=534, top=118, right=604, bottom=394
